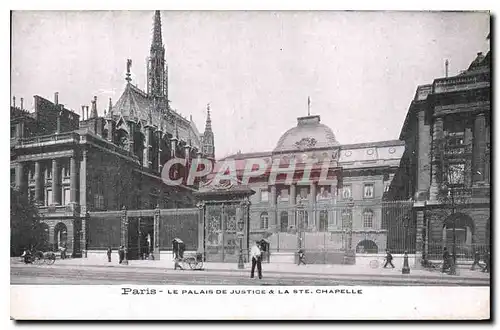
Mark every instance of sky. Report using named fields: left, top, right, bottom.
left=11, top=11, right=490, bottom=159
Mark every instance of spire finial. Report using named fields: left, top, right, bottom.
left=126, top=59, right=132, bottom=83
left=108, top=97, right=113, bottom=114
left=307, top=96, right=311, bottom=116
left=151, top=11, right=163, bottom=52
left=204, top=103, right=212, bottom=132
left=445, top=59, right=449, bottom=78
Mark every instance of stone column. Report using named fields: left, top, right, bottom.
left=309, top=182, right=317, bottom=230
left=289, top=183, right=296, bottom=227
left=79, top=150, right=87, bottom=210
left=153, top=205, right=160, bottom=260
left=52, top=159, right=60, bottom=205
left=34, top=161, right=42, bottom=204
left=70, top=156, right=78, bottom=204
left=15, top=162, right=25, bottom=194
left=143, top=127, right=152, bottom=168
left=128, top=123, right=135, bottom=154
left=429, top=117, right=444, bottom=200
left=416, top=110, right=431, bottom=200
left=197, top=202, right=205, bottom=258
left=157, top=131, right=163, bottom=173
left=270, top=185, right=277, bottom=230
left=473, top=113, right=486, bottom=183
left=464, top=126, right=473, bottom=186
left=106, top=119, right=114, bottom=142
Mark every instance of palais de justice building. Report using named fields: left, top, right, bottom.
left=218, top=113, right=406, bottom=255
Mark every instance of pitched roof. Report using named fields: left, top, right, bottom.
left=111, top=82, right=202, bottom=148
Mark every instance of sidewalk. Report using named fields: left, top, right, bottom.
left=13, top=256, right=490, bottom=281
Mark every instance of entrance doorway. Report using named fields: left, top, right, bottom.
left=127, top=217, right=154, bottom=260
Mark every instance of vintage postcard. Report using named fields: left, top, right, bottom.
left=9, top=9, right=490, bottom=320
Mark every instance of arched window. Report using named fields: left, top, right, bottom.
left=260, top=212, right=269, bottom=229
left=363, top=209, right=374, bottom=228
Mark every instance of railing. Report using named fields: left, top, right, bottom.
left=433, top=74, right=490, bottom=94
left=18, top=132, right=79, bottom=146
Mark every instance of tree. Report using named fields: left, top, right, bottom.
left=10, top=187, right=42, bottom=256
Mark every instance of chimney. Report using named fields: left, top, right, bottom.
left=54, top=92, right=59, bottom=105
left=445, top=59, right=449, bottom=78
left=91, top=96, right=98, bottom=118
left=20, top=98, right=24, bottom=110
left=12, top=96, right=15, bottom=108
left=86, top=106, right=89, bottom=120
left=81, top=106, right=85, bottom=120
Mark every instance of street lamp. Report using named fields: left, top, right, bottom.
left=238, top=198, right=250, bottom=269
left=237, top=217, right=245, bottom=269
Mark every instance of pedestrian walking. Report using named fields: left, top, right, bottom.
left=441, top=247, right=451, bottom=273
left=383, top=250, right=395, bottom=268
left=481, top=251, right=490, bottom=273
left=118, top=245, right=124, bottom=264
left=107, top=246, right=112, bottom=263
left=297, top=248, right=306, bottom=265
left=470, top=250, right=482, bottom=271
left=250, top=241, right=262, bottom=279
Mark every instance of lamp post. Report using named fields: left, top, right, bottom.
left=344, top=198, right=354, bottom=264
left=237, top=217, right=245, bottom=269
left=238, top=198, right=250, bottom=269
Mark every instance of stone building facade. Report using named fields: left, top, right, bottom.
left=387, top=47, right=491, bottom=260
left=217, top=114, right=405, bottom=254
left=10, top=11, right=215, bottom=257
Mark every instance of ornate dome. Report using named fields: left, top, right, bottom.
left=274, top=115, right=340, bottom=152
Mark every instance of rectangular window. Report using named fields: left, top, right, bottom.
left=260, top=189, right=269, bottom=202
left=300, top=188, right=308, bottom=199
left=341, top=209, right=352, bottom=228
left=363, top=210, right=374, bottom=228
left=363, top=184, right=374, bottom=199
left=11, top=125, right=16, bottom=138
left=342, top=185, right=352, bottom=199
left=10, top=169, right=15, bottom=187
left=64, top=189, right=71, bottom=205
left=46, top=190, right=53, bottom=206
left=279, top=188, right=289, bottom=201
left=448, top=163, right=465, bottom=185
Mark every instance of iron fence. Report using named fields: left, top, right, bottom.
left=248, top=200, right=415, bottom=255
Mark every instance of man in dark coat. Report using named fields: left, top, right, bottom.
left=481, top=251, right=490, bottom=273
left=470, top=251, right=482, bottom=271
left=107, top=247, right=112, bottom=263
left=118, top=246, right=124, bottom=264
left=383, top=250, right=395, bottom=268
left=442, top=247, right=451, bottom=273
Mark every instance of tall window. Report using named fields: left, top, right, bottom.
left=363, top=209, right=374, bottom=228
left=260, top=189, right=269, bottom=202
left=342, top=185, right=352, bottom=199
left=279, top=188, right=289, bottom=201
left=63, top=188, right=71, bottom=205
left=46, top=189, right=53, bottom=206
left=260, top=212, right=269, bottom=229
left=448, top=163, right=465, bottom=185
left=363, top=183, right=374, bottom=199
left=341, top=209, right=352, bottom=228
